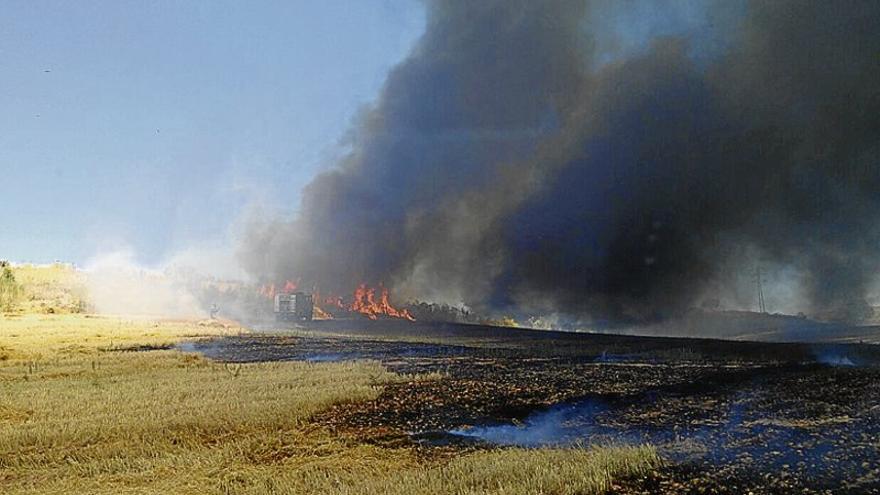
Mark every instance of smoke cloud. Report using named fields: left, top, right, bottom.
left=84, top=250, right=204, bottom=317
left=240, top=0, right=880, bottom=323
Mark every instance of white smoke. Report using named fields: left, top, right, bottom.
left=83, top=249, right=204, bottom=317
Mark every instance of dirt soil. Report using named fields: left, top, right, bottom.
left=187, top=321, right=880, bottom=494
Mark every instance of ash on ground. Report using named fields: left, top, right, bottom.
left=182, top=321, right=880, bottom=494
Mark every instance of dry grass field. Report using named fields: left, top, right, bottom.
left=0, top=268, right=659, bottom=495
left=5, top=263, right=87, bottom=315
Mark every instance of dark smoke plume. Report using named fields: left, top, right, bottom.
left=240, top=0, right=880, bottom=323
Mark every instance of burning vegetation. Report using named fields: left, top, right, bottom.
left=259, top=280, right=415, bottom=321
left=349, top=284, right=415, bottom=321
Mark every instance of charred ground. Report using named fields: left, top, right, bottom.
left=187, top=321, right=880, bottom=494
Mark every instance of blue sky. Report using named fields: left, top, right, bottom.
left=1, top=1, right=424, bottom=264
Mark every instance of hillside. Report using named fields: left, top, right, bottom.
left=1, top=262, right=87, bottom=314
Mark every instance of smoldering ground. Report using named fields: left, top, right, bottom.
left=206, top=329, right=880, bottom=492
left=240, top=0, right=880, bottom=323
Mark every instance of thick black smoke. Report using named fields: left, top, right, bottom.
left=240, top=0, right=880, bottom=323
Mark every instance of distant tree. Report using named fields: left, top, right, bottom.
left=0, top=262, right=22, bottom=312
left=406, top=300, right=480, bottom=323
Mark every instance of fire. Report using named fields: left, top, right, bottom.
left=258, top=283, right=276, bottom=298
left=258, top=280, right=299, bottom=299
left=312, top=304, right=333, bottom=320
left=310, top=289, right=341, bottom=320
left=260, top=279, right=415, bottom=322
left=313, top=289, right=344, bottom=309
left=349, top=283, right=415, bottom=321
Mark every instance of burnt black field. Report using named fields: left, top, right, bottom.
left=184, top=321, right=880, bottom=494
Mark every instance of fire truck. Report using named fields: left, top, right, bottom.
left=273, top=292, right=314, bottom=321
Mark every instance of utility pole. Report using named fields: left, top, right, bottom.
left=754, top=264, right=766, bottom=314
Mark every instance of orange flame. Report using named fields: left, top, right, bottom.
left=258, top=283, right=276, bottom=298
left=258, top=280, right=299, bottom=299
left=311, top=289, right=339, bottom=320
left=312, top=304, right=333, bottom=320
left=349, top=284, right=415, bottom=321
left=261, top=280, right=414, bottom=322
left=313, top=289, right=344, bottom=309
